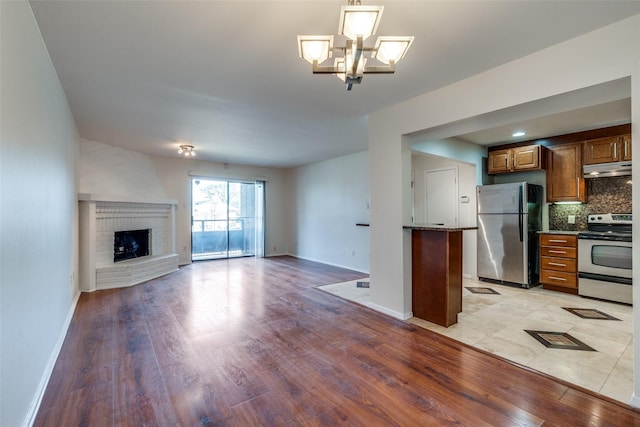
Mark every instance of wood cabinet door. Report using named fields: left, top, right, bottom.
left=583, top=136, right=618, bottom=164
left=541, top=256, right=577, bottom=273
left=488, top=149, right=511, bottom=174
left=546, top=143, right=586, bottom=203
left=540, top=269, right=577, bottom=288
left=541, top=246, right=577, bottom=259
left=513, top=145, right=540, bottom=170
left=540, top=234, right=577, bottom=247
left=620, top=134, right=632, bottom=161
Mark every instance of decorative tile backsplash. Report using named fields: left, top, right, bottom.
left=549, top=176, right=632, bottom=231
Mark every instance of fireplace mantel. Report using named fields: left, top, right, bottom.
left=78, top=193, right=178, bottom=205
left=78, top=194, right=179, bottom=292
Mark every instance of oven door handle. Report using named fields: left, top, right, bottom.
left=578, top=234, right=632, bottom=242
left=578, top=272, right=633, bottom=286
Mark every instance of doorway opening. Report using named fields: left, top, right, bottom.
left=191, top=178, right=265, bottom=261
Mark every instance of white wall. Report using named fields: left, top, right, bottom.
left=286, top=151, right=370, bottom=273
left=411, top=137, right=488, bottom=184
left=411, top=153, right=477, bottom=226
left=79, top=139, right=166, bottom=199
left=151, top=156, right=289, bottom=264
left=0, top=2, right=80, bottom=426
left=77, top=140, right=289, bottom=265
left=411, top=153, right=477, bottom=278
left=369, top=13, right=640, bottom=404
left=631, top=49, right=640, bottom=409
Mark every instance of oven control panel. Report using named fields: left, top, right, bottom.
left=588, top=213, right=632, bottom=224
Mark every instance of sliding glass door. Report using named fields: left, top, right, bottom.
left=191, top=178, right=264, bottom=260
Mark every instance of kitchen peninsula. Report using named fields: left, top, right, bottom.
left=404, top=224, right=477, bottom=327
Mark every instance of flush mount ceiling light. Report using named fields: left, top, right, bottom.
left=297, top=0, right=414, bottom=91
left=178, top=144, right=196, bottom=157
left=512, top=131, right=526, bottom=137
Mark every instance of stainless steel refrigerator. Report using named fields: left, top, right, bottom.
left=477, top=182, right=542, bottom=288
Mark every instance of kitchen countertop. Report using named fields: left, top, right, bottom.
left=538, top=230, right=581, bottom=235
left=404, top=224, right=478, bottom=231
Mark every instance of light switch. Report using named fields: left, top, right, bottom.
left=568, top=215, right=576, bottom=224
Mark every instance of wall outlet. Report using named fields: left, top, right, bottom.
left=568, top=215, right=576, bottom=224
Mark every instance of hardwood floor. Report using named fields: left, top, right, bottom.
left=35, top=256, right=640, bottom=426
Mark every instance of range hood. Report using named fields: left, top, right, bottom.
left=583, top=161, right=632, bottom=178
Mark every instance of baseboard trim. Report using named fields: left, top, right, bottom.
left=266, top=252, right=289, bottom=258
left=23, top=289, right=81, bottom=427
left=629, top=392, right=640, bottom=408
left=367, top=302, right=412, bottom=320
left=285, top=254, right=369, bottom=275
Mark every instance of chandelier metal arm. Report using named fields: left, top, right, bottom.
left=350, top=36, right=363, bottom=76
left=312, top=60, right=342, bottom=74
left=360, top=60, right=395, bottom=74
left=312, top=60, right=395, bottom=75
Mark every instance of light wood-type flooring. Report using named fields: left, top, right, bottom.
left=35, top=256, right=640, bottom=426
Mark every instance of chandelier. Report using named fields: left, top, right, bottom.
left=297, top=0, right=414, bottom=91
left=177, top=144, right=196, bottom=157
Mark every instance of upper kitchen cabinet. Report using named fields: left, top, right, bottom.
left=546, top=143, right=586, bottom=203
left=487, top=148, right=511, bottom=173
left=621, top=134, right=632, bottom=161
left=583, top=134, right=632, bottom=164
left=488, top=145, right=546, bottom=174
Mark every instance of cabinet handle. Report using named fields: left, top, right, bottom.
left=549, top=250, right=567, bottom=254
left=548, top=239, right=567, bottom=243
left=613, top=143, right=617, bottom=160
left=548, top=262, right=567, bottom=267
left=625, top=141, right=628, bottom=158
left=577, top=177, right=581, bottom=199
left=549, top=276, right=567, bottom=282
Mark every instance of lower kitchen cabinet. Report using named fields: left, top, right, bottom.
left=410, top=228, right=463, bottom=327
left=539, top=233, right=578, bottom=294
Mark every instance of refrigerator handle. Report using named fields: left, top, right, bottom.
left=518, top=185, right=524, bottom=242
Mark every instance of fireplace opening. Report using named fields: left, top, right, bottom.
left=114, top=229, right=150, bottom=262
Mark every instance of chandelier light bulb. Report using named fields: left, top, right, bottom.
left=374, top=36, right=414, bottom=64
left=339, top=5, right=383, bottom=41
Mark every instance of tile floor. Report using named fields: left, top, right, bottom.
left=317, top=277, right=634, bottom=405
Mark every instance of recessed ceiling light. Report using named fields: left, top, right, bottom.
left=512, top=131, right=526, bottom=137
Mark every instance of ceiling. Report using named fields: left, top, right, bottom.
left=29, top=1, right=640, bottom=168
left=410, top=78, right=632, bottom=146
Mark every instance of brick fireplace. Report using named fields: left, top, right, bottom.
left=78, top=194, right=179, bottom=292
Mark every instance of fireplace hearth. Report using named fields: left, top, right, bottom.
left=79, top=194, right=179, bottom=291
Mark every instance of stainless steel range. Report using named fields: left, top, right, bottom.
left=578, top=213, right=632, bottom=304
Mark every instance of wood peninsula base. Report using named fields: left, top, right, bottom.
left=406, top=225, right=476, bottom=327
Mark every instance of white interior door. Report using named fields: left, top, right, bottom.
left=425, top=167, right=458, bottom=226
